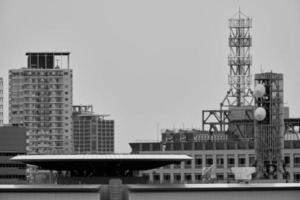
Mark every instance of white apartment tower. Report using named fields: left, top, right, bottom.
left=9, top=52, right=73, bottom=154
left=0, top=77, right=3, bottom=126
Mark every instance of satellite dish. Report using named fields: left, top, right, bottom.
left=254, top=107, right=266, bottom=121
left=254, top=84, right=265, bottom=98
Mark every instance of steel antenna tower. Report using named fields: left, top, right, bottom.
left=221, top=9, right=253, bottom=109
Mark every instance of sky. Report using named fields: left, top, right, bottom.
left=0, top=0, right=300, bottom=153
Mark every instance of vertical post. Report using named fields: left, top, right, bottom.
left=45, top=54, right=47, bottom=69
left=68, top=54, right=70, bottom=69
left=37, top=54, right=39, bottom=69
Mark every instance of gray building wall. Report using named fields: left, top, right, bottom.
left=0, top=126, right=27, bottom=184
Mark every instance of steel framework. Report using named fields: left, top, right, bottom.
left=254, top=73, right=284, bottom=179
left=221, top=10, right=253, bottom=109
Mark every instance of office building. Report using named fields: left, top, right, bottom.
left=0, top=126, right=27, bottom=184
left=73, top=105, right=114, bottom=153
left=130, top=128, right=300, bottom=183
left=9, top=52, right=73, bottom=154
left=0, top=77, right=3, bottom=126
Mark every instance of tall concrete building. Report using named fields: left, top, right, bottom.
left=9, top=52, right=73, bottom=154
left=0, top=77, right=3, bottom=126
left=73, top=105, right=114, bottom=154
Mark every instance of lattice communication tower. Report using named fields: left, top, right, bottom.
left=221, top=10, right=253, bottom=109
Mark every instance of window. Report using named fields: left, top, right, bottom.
left=249, top=154, right=256, bottom=167
left=284, top=154, right=290, bottom=168
left=294, top=173, right=300, bottom=182
left=216, top=173, right=224, bottom=180
left=294, top=154, right=300, bottom=168
left=153, top=174, right=160, bottom=183
left=185, top=159, right=191, bottom=169
left=163, top=174, right=171, bottom=183
left=195, top=173, right=202, bottom=183
left=184, top=173, right=192, bottom=183
left=174, top=173, right=181, bottom=183
left=227, top=172, right=234, bottom=180
left=195, top=155, right=202, bottom=168
left=238, top=155, right=246, bottom=167
left=216, top=155, right=224, bottom=168
left=227, top=155, right=235, bottom=168
left=206, top=155, right=213, bottom=167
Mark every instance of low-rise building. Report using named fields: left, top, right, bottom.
left=0, top=126, right=27, bottom=184
left=130, top=130, right=300, bottom=183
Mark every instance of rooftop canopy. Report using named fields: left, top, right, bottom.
left=11, top=154, right=191, bottom=176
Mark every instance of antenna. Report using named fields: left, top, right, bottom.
left=221, top=9, right=253, bottom=108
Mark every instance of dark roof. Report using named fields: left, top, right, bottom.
left=26, top=52, right=70, bottom=56
left=11, top=154, right=191, bottom=171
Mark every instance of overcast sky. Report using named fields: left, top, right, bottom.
left=0, top=0, right=300, bottom=152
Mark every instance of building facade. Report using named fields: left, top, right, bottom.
left=73, top=105, right=114, bottom=153
left=0, top=126, right=27, bottom=184
left=0, top=77, right=3, bottom=126
left=9, top=52, right=73, bottom=154
left=130, top=132, right=300, bottom=183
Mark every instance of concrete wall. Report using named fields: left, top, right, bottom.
left=0, top=193, right=100, bottom=200
left=129, top=190, right=299, bottom=200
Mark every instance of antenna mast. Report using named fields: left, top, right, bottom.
left=221, top=9, right=253, bottom=109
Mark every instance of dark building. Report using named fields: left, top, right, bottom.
left=73, top=105, right=114, bottom=153
left=0, top=126, right=27, bottom=184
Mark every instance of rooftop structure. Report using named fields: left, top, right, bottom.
left=12, top=154, right=191, bottom=184
left=26, top=52, right=70, bottom=69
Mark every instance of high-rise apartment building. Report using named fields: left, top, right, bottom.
left=0, top=77, right=3, bottom=126
left=9, top=52, right=73, bottom=154
left=73, top=105, right=114, bottom=153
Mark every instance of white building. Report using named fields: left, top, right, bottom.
left=9, top=52, right=73, bottom=154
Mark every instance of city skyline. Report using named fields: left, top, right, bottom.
left=0, top=0, right=300, bottom=153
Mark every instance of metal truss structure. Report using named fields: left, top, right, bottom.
left=202, top=110, right=229, bottom=133
left=254, top=73, right=284, bottom=179
left=220, top=10, right=253, bottom=109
